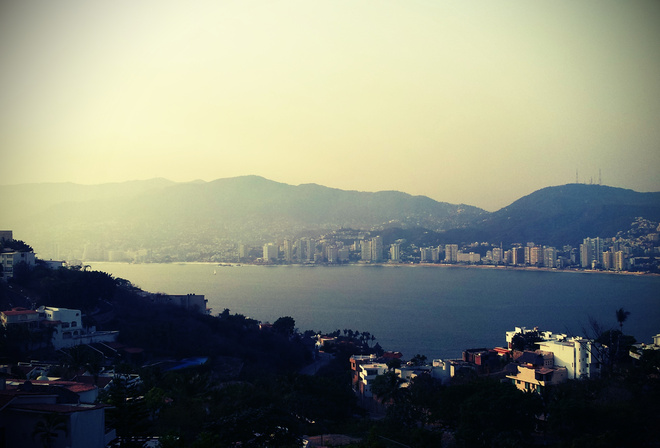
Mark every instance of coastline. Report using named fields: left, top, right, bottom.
left=89, top=260, right=660, bottom=277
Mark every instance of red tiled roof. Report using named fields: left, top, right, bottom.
left=2, top=309, right=38, bottom=316
left=9, top=403, right=107, bottom=414
left=31, top=380, right=97, bottom=393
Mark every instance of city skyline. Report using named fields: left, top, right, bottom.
left=1, top=1, right=659, bottom=211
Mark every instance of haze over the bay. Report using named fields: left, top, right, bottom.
left=1, top=1, right=659, bottom=211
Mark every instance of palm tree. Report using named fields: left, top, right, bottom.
left=615, top=308, right=630, bottom=333
left=32, top=413, right=68, bottom=448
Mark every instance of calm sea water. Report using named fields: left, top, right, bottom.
left=89, top=263, right=660, bottom=360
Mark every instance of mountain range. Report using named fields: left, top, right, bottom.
left=1, top=176, right=658, bottom=260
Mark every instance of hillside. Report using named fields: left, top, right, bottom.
left=0, top=176, right=485, bottom=259
left=439, top=184, right=660, bottom=246
left=2, top=179, right=658, bottom=258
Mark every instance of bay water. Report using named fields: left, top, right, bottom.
left=89, top=263, right=660, bottom=361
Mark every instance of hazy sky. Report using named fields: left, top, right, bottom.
left=1, top=1, right=659, bottom=211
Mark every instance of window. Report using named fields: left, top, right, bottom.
left=71, top=321, right=77, bottom=327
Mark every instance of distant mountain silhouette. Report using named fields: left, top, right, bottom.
left=439, top=184, right=660, bottom=246
left=0, top=176, right=484, bottom=257
left=1, top=178, right=658, bottom=257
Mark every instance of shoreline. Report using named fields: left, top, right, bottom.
left=88, top=260, right=660, bottom=277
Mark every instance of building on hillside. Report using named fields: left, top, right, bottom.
left=350, top=355, right=379, bottom=393
left=1, top=308, right=40, bottom=329
left=0, top=372, right=116, bottom=448
left=39, top=306, right=119, bottom=350
left=507, top=363, right=568, bottom=394
left=2, top=306, right=119, bottom=350
left=0, top=230, right=13, bottom=241
left=431, top=359, right=476, bottom=384
left=507, top=326, right=601, bottom=379
left=462, top=348, right=504, bottom=374
left=0, top=250, right=36, bottom=279
left=152, top=294, right=210, bottom=314
left=42, top=259, right=66, bottom=270
left=357, top=363, right=388, bottom=397
left=395, top=366, right=432, bottom=384
left=537, top=337, right=601, bottom=379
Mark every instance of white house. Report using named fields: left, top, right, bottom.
left=537, top=337, right=600, bottom=379
left=507, top=326, right=601, bottom=379
left=39, top=306, right=119, bottom=350
left=507, top=364, right=568, bottom=394
left=0, top=250, right=36, bottom=279
left=357, top=363, right=388, bottom=397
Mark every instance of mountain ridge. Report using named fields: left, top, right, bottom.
left=1, top=177, right=658, bottom=259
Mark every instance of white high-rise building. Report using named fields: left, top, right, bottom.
left=390, top=243, right=400, bottom=262
left=326, top=245, right=339, bottom=263
left=444, top=244, right=458, bottom=263
left=420, top=247, right=432, bottom=263
left=492, top=247, right=503, bottom=263
left=283, top=239, right=293, bottom=262
left=543, top=247, right=557, bottom=268
left=361, top=239, right=371, bottom=261
left=371, top=236, right=383, bottom=262
left=537, top=337, right=600, bottom=380
left=263, top=243, right=278, bottom=261
left=306, top=239, right=316, bottom=262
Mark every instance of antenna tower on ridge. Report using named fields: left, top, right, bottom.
left=575, top=169, right=578, bottom=184
left=599, top=169, right=602, bottom=185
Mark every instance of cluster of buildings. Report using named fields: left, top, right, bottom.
left=252, top=236, right=386, bottom=264
left=349, top=326, right=606, bottom=400
left=237, top=230, right=658, bottom=273
left=1, top=306, right=119, bottom=350
left=0, top=367, right=117, bottom=448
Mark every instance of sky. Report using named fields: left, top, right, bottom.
left=1, top=1, right=659, bottom=211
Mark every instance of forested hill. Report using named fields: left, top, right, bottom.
left=0, top=176, right=484, bottom=257
left=1, top=177, right=658, bottom=256
left=438, top=184, right=660, bottom=246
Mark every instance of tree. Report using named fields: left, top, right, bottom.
left=370, top=371, right=404, bottom=404
left=409, top=354, right=427, bottom=366
left=272, top=316, right=295, bottom=337
left=615, top=308, right=630, bottom=333
left=386, top=358, right=402, bottom=370
left=32, top=413, right=68, bottom=448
